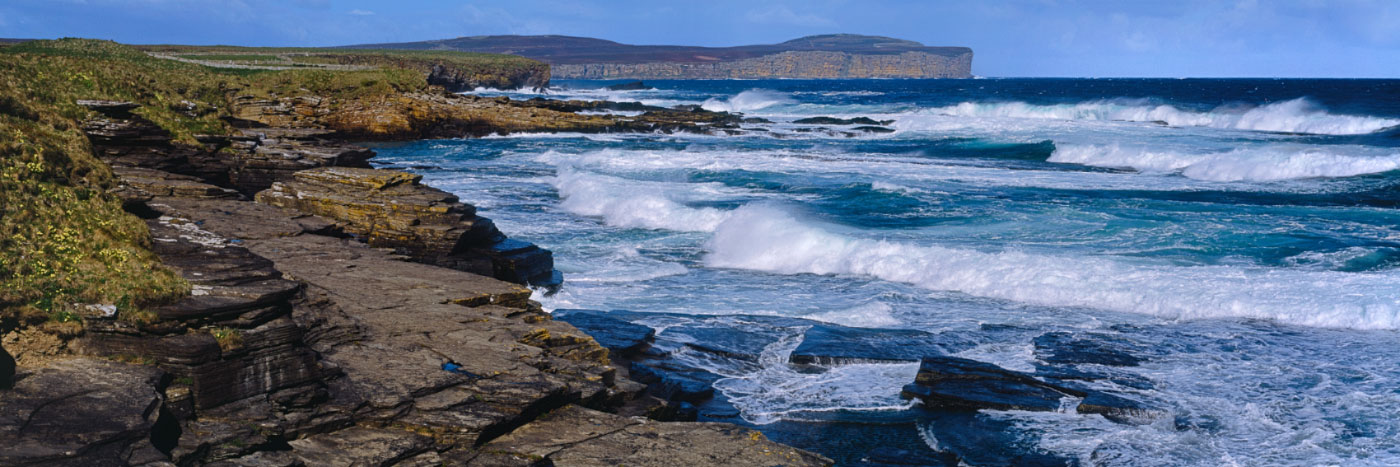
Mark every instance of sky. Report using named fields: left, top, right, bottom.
left=2, top=0, right=1398, bottom=78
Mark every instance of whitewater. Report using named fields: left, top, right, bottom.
left=376, top=78, right=1400, bottom=466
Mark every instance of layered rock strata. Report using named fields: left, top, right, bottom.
left=255, top=167, right=559, bottom=287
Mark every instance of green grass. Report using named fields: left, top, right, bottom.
left=0, top=38, right=546, bottom=335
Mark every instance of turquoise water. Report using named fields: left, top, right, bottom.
left=373, top=79, right=1400, bottom=465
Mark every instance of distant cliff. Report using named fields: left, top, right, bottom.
left=349, top=34, right=974, bottom=80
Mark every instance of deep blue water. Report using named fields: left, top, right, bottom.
left=372, top=79, right=1400, bottom=466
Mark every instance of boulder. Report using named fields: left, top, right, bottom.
left=474, top=405, right=832, bottom=467
left=0, top=359, right=170, bottom=465
left=255, top=167, right=559, bottom=287
left=900, top=356, right=1083, bottom=412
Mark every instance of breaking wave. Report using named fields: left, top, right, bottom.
left=702, top=89, right=794, bottom=113
left=703, top=204, right=1400, bottom=330
left=1050, top=144, right=1400, bottom=182
left=926, top=98, right=1399, bottom=135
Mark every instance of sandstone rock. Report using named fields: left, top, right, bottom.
left=475, top=405, right=832, bottom=466
left=255, top=167, right=558, bottom=286
left=288, top=427, right=434, bottom=466
left=0, top=358, right=170, bottom=465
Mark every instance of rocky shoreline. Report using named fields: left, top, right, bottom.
left=0, top=89, right=832, bottom=465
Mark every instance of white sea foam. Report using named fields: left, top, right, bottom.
left=701, top=89, right=794, bottom=113
left=1050, top=144, right=1400, bottom=182
left=551, top=168, right=733, bottom=231
left=924, top=98, right=1399, bottom=135
left=805, top=301, right=903, bottom=328
left=703, top=204, right=1400, bottom=330
left=707, top=332, right=919, bottom=425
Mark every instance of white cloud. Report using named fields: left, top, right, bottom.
left=348, top=9, right=374, bottom=16
left=744, top=5, right=835, bottom=27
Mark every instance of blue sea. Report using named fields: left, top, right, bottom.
left=372, top=79, right=1400, bottom=466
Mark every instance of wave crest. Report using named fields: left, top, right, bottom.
left=1050, top=144, right=1400, bottom=182
left=927, top=98, right=1399, bottom=135
left=704, top=204, right=1400, bottom=330
left=702, top=89, right=794, bottom=113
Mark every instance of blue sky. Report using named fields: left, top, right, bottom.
left=2, top=0, right=1397, bottom=77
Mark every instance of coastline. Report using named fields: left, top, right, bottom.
left=0, top=40, right=831, bottom=466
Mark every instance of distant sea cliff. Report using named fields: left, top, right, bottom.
left=349, top=34, right=974, bottom=80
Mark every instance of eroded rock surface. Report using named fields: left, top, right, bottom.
left=474, top=405, right=831, bottom=467
left=255, top=167, right=558, bottom=286
left=0, top=358, right=169, bottom=466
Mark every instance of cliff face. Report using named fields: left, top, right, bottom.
left=553, top=50, right=973, bottom=79
left=349, top=34, right=975, bottom=80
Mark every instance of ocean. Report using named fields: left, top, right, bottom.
left=369, top=78, right=1400, bottom=466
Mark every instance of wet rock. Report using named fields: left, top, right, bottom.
left=793, top=116, right=893, bottom=126
left=852, top=125, right=896, bottom=133
left=790, top=325, right=976, bottom=365
left=553, top=309, right=655, bottom=356
left=900, top=356, right=1084, bottom=412
left=288, top=427, right=434, bottom=466
left=917, top=411, right=1078, bottom=467
left=605, top=80, right=653, bottom=91
left=1034, top=364, right=1155, bottom=390
left=1034, top=331, right=1144, bottom=367
left=1075, top=392, right=1167, bottom=425
left=0, top=341, right=13, bottom=390
left=630, top=361, right=721, bottom=403
left=863, top=446, right=960, bottom=466
left=475, top=405, right=832, bottom=467
left=254, top=166, right=558, bottom=286
left=0, top=359, right=168, bottom=465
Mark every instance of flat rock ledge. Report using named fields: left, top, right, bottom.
left=0, top=162, right=829, bottom=465
left=256, top=167, right=559, bottom=287
left=473, top=405, right=830, bottom=467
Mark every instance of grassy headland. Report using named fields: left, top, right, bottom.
left=0, top=39, right=549, bottom=340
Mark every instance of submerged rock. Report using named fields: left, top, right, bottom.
left=1076, top=392, right=1168, bottom=425
left=789, top=324, right=976, bottom=365
left=1033, top=331, right=1145, bottom=366
left=630, top=361, right=721, bottom=403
